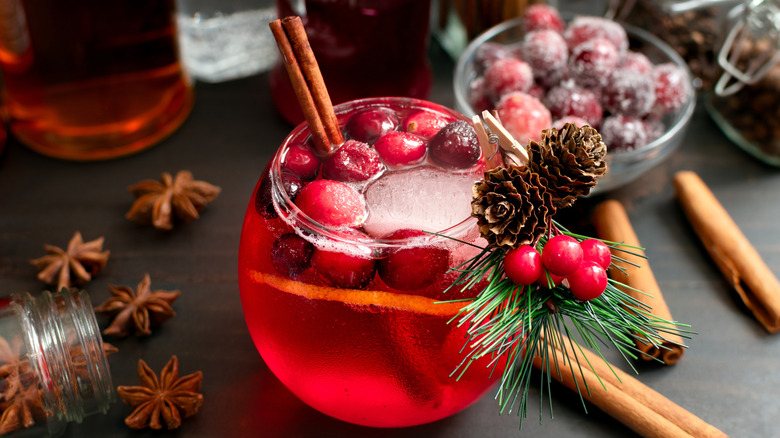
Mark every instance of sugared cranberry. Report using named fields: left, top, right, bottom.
left=523, top=4, right=565, bottom=33
left=527, top=83, right=546, bottom=100
left=643, top=117, right=665, bottom=143
left=580, top=239, right=611, bottom=270
left=311, top=246, right=376, bottom=289
left=544, top=81, right=603, bottom=128
left=404, top=111, right=449, bottom=140
left=552, top=116, right=590, bottom=130
left=295, top=179, right=367, bottom=228
left=373, top=131, right=426, bottom=167
left=428, top=120, right=481, bottom=169
left=652, top=63, right=691, bottom=115
left=601, top=68, right=656, bottom=118
left=468, top=77, right=492, bottom=113
left=345, top=108, right=399, bottom=144
left=282, top=142, right=320, bottom=181
left=600, top=115, right=648, bottom=152
left=504, top=245, right=543, bottom=286
left=565, top=260, right=608, bottom=301
left=620, top=51, right=653, bottom=75
left=568, top=37, right=620, bottom=89
left=522, top=29, right=568, bottom=81
left=474, top=42, right=515, bottom=74
left=542, top=235, right=583, bottom=276
left=377, top=229, right=450, bottom=291
left=564, top=16, right=628, bottom=55
left=271, top=233, right=314, bottom=277
left=322, top=140, right=384, bottom=182
left=496, top=92, right=552, bottom=145
left=484, top=58, right=534, bottom=103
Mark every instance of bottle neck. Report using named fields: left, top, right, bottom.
left=17, top=289, right=114, bottom=423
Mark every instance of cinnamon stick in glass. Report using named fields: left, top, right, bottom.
left=674, top=170, right=780, bottom=333
left=592, top=199, right=686, bottom=364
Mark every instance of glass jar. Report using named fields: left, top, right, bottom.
left=705, top=0, right=780, bottom=166
left=0, top=289, right=113, bottom=437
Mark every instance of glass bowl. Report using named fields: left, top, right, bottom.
left=453, top=16, right=696, bottom=194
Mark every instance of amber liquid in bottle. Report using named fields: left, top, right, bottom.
left=0, top=0, right=193, bottom=160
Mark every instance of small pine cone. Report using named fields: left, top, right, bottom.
left=471, top=165, right=555, bottom=249
left=528, top=123, right=607, bottom=208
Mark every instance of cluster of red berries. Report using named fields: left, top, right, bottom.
left=503, top=235, right=611, bottom=301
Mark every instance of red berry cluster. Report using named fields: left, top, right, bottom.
left=503, top=235, right=612, bottom=301
left=467, top=4, right=692, bottom=152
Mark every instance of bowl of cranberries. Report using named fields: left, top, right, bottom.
left=454, top=5, right=695, bottom=193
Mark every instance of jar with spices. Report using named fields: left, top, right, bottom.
left=705, top=0, right=780, bottom=166
left=0, top=289, right=113, bottom=436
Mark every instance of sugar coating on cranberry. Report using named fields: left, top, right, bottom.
left=568, top=37, right=620, bottom=89
left=600, top=115, right=648, bottom=152
left=544, top=81, right=603, bottom=128
left=311, top=246, right=376, bottom=289
left=504, top=245, right=543, bottom=286
left=484, top=58, right=534, bottom=103
left=643, top=117, right=665, bottom=143
left=565, top=260, right=608, bottom=301
left=580, top=239, right=611, bottom=270
left=373, top=131, right=426, bottom=167
left=377, top=229, right=450, bottom=291
left=527, top=83, right=546, bottom=100
left=552, top=116, right=590, bottom=130
left=564, top=16, right=628, bottom=55
left=522, top=29, right=568, bottom=80
left=428, top=120, right=481, bottom=169
left=282, top=142, right=320, bottom=181
left=601, top=68, right=656, bottom=118
left=523, top=4, right=565, bottom=33
left=496, top=92, right=552, bottom=146
left=344, top=108, right=399, bottom=145
left=468, top=77, right=492, bottom=114
left=542, top=235, right=583, bottom=276
left=271, top=233, right=314, bottom=277
left=404, top=110, right=449, bottom=140
left=620, top=51, right=653, bottom=75
left=652, top=63, right=691, bottom=115
left=474, top=42, right=515, bottom=74
left=295, top=179, right=367, bottom=228
left=322, top=140, right=384, bottom=182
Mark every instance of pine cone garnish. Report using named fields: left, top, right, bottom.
left=471, top=165, right=555, bottom=249
left=528, top=123, right=607, bottom=208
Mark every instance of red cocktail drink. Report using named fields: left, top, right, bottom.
left=238, top=98, right=501, bottom=427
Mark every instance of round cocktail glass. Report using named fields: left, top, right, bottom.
left=238, top=98, right=501, bottom=427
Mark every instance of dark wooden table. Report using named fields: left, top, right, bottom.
left=1, top=44, right=778, bottom=437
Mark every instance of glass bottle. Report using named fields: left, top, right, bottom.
left=0, top=289, right=114, bottom=437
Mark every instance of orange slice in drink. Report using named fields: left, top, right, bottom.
left=250, top=270, right=466, bottom=317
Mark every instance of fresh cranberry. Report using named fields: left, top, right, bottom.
left=255, top=172, right=302, bottom=219
left=311, top=246, right=376, bottom=289
left=542, top=235, right=583, bottom=276
left=652, top=63, right=691, bottom=115
left=536, top=269, right=564, bottom=288
left=552, top=116, right=590, bottom=130
left=322, top=140, right=384, bottom=182
left=403, top=110, right=449, bottom=140
left=601, top=68, right=656, bottom=118
left=484, top=58, right=534, bottom=104
left=620, top=51, right=653, bottom=75
left=345, top=108, right=399, bottom=145
left=523, top=4, right=565, bottom=33
left=565, top=260, right=608, bottom=301
left=600, top=115, right=648, bottom=152
left=373, top=131, right=426, bottom=167
left=428, top=120, right=481, bottom=169
left=468, top=77, right=492, bottom=114
left=544, top=81, right=603, bottom=128
left=504, top=245, right=543, bottom=285
left=282, top=142, right=320, bottom=181
left=568, top=37, right=620, bottom=89
left=564, top=16, right=628, bottom=55
left=271, top=233, right=314, bottom=277
left=522, top=29, right=568, bottom=81
left=580, top=239, right=611, bottom=270
left=474, top=42, right=515, bottom=74
left=377, top=229, right=450, bottom=291
left=496, top=92, right=552, bottom=145
left=294, top=179, right=367, bottom=228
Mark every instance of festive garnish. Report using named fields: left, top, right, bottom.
left=117, top=356, right=203, bottom=430
left=94, top=274, right=181, bottom=337
left=126, top=170, right=221, bottom=231
left=29, top=231, right=110, bottom=291
left=0, top=336, right=46, bottom=434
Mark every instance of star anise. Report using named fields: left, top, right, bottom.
left=94, top=274, right=181, bottom=337
left=70, top=342, right=118, bottom=381
left=29, top=232, right=110, bottom=291
left=126, top=170, right=221, bottom=230
left=0, top=387, right=46, bottom=434
left=0, top=336, right=48, bottom=434
left=117, top=356, right=204, bottom=430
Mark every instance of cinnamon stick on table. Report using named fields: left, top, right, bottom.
left=592, top=200, right=686, bottom=365
left=533, top=336, right=727, bottom=438
left=674, top=171, right=780, bottom=333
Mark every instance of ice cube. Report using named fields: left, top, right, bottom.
left=362, top=165, right=478, bottom=237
